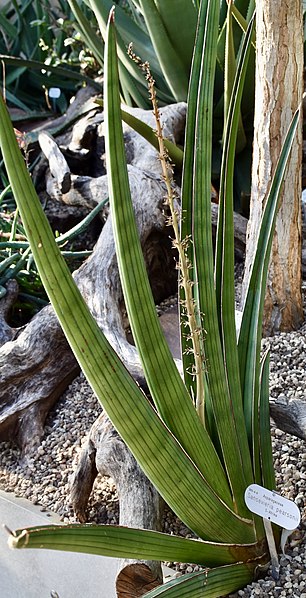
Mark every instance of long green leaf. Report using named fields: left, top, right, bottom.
left=187, top=0, right=249, bottom=516
left=0, top=92, right=254, bottom=544
left=223, top=1, right=246, bottom=153
left=215, top=16, right=256, bottom=491
left=88, top=0, right=166, bottom=103
left=138, top=0, right=189, bottom=101
left=143, top=563, right=255, bottom=598
left=152, top=0, right=197, bottom=76
left=8, top=524, right=265, bottom=568
left=238, top=108, right=300, bottom=479
left=230, top=2, right=256, bottom=47
left=259, top=350, right=275, bottom=491
left=104, top=7, right=233, bottom=506
left=105, top=0, right=166, bottom=83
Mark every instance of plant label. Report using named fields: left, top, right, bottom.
left=245, top=484, right=300, bottom=530
left=49, top=88, right=61, bottom=99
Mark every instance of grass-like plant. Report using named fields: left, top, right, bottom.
left=0, top=2, right=300, bottom=596
left=0, top=187, right=107, bottom=322
left=0, top=0, right=99, bottom=114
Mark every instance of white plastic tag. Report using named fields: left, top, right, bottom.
left=245, top=484, right=300, bottom=530
left=49, top=87, right=61, bottom=99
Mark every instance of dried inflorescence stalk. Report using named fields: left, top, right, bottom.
left=128, top=45, right=206, bottom=423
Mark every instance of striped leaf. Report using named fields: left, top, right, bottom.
left=215, top=16, right=256, bottom=491
left=0, top=89, right=254, bottom=544
left=104, top=7, right=233, bottom=506
left=238, top=108, right=300, bottom=477
left=259, top=350, right=276, bottom=491
left=143, top=563, right=255, bottom=597
left=8, top=524, right=264, bottom=568
left=183, top=0, right=250, bottom=517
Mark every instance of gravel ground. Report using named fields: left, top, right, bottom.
left=0, top=291, right=306, bottom=596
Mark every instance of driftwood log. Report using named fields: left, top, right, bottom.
left=70, top=412, right=163, bottom=596
left=38, top=131, right=71, bottom=194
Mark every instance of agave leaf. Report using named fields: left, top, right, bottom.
left=87, top=0, right=171, bottom=104
left=0, top=91, right=254, bottom=544
left=215, top=16, right=256, bottom=491
left=138, top=0, right=189, bottom=101
left=238, top=108, right=300, bottom=476
left=143, top=563, right=255, bottom=597
left=8, top=524, right=265, bottom=568
left=104, top=7, right=232, bottom=504
left=152, top=0, right=198, bottom=75
left=105, top=0, right=166, bottom=84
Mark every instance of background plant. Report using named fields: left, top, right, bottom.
left=0, top=3, right=300, bottom=597
left=0, top=0, right=100, bottom=115
left=68, top=0, right=256, bottom=212
left=0, top=189, right=105, bottom=324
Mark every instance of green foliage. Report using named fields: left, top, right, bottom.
left=0, top=0, right=98, bottom=114
left=0, top=3, right=300, bottom=596
left=67, top=0, right=255, bottom=209
left=0, top=192, right=106, bottom=324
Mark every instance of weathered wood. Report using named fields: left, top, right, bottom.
left=45, top=175, right=248, bottom=260
left=45, top=172, right=108, bottom=210
left=39, top=131, right=71, bottom=194
left=0, top=279, right=19, bottom=347
left=70, top=412, right=163, bottom=597
left=270, top=398, right=306, bottom=441
left=242, top=0, right=303, bottom=333
left=0, top=303, right=79, bottom=451
left=116, top=564, right=161, bottom=598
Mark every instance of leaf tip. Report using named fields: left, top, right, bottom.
left=109, top=5, right=116, bottom=24
left=5, top=526, right=29, bottom=550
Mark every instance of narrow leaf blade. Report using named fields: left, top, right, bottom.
left=8, top=524, right=264, bottom=568
left=143, top=563, right=255, bottom=597
left=104, top=9, right=233, bottom=505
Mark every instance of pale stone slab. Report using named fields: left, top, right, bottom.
left=0, top=491, right=118, bottom=598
